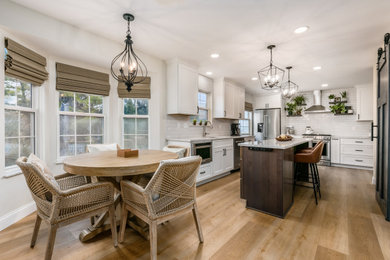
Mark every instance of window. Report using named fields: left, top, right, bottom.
left=123, top=98, right=149, bottom=150
left=58, top=91, right=104, bottom=157
left=197, top=91, right=209, bottom=122
left=239, top=110, right=252, bottom=135
left=4, top=76, right=36, bottom=167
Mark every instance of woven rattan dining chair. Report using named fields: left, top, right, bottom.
left=119, top=156, right=203, bottom=260
left=16, top=157, right=117, bottom=260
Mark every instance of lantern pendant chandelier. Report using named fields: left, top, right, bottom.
left=257, top=45, right=285, bottom=90
left=111, top=13, right=148, bottom=92
left=281, top=66, right=299, bottom=99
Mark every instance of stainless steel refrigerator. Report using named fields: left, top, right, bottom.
left=254, top=108, right=281, bottom=141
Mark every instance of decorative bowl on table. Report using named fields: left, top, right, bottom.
left=275, top=134, right=293, bottom=141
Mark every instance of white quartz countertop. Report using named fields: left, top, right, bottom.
left=166, top=135, right=254, bottom=142
left=238, top=138, right=312, bottom=150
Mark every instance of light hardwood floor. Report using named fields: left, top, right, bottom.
left=1, top=166, right=389, bottom=259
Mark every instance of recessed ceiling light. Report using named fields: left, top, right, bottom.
left=251, top=77, right=258, bottom=81
left=273, top=89, right=279, bottom=93
left=313, top=66, right=322, bottom=71
left=210, top=53, right=220, bottom=58
left=294, top=26, right=309, bottom=34
left=206, top=71, right=213, bottom=75
left=321, top=83, right=329, bottom=87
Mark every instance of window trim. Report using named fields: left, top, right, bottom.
left=121, top=98, right=150, bottom=150
left=197, top=91, right=211, bottom=122
left=56, top=91, right=105, bottom=162
left=4, top=78, right=38, bottom=173
left=239, top=110, right=253, bottom=135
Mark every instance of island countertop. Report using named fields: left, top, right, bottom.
left=238, top=138, right=312, bottom=150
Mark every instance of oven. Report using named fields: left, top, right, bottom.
left=191, top=141, right=212, bottom=164
left=303, top=134, right=331, bottom=166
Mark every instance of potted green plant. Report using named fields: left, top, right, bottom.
left=295, top=107, right=303, bottom=116
left=293, top=95, right=306, bottom=106
left=192, top=119, right=197, bottom=125
left=286, top=102, right=297, bottom=116
left=328, top=94, right=335, bottom=103
left=198, top=120, right=203, bottom=126
left=330, top=103, right=347, bottom=114
left=340, top=91, right=347, bottom=102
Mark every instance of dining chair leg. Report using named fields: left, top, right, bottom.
left=45, top=224, right=58, bottom=260
left=119, top=203, right=128, bottom=243
left=192, top=204, right=204, bottom=243
left=149, top=221, right=157, bottom=260
left=109, top=205, right=118, bottom=247
left=30, top=214, right=41, bottom=248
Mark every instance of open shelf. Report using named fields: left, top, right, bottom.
left=334, top=113, right=354, bottom=116
left=329, top=101, right=347, bottom=104
left=286, top=115, right=303, bottom=117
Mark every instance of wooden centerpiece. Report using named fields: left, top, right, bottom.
left=117, top=149, right=139, bottom=158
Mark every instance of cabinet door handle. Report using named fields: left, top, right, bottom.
left=358, top=114, right=360, bottom=120
left=239, top=113, right=241, bottom=118
left=355, top=159, right=363, bottom=162
left=355, top=141, right=363, bottom=143
left=355, top=149, right=363, bottom=152
left=200, top=171, right=206, bottom=175
left=224, top=110, right=226, bottom=117
left=197, top=106, right=199, bottom=114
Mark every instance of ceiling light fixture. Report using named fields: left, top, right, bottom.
left=321, top=83, right=329, bottom=87
left=294, top=26, right=309, bottom=34
left=281, top=66, right=299, bottom=99
left=313, top=66, right=322, bottom=71
left=251, top=77, right=258, bottom=81
left=206, top=71, right=213, bottom=75
left=210, top=53, right=220, bottom=58
left=111, top=13, right=148, bottom=92
left=257, top=45, right=285, bottom=90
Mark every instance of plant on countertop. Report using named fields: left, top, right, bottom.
left=330, top=102, right=347, bottom=114
left=286, top=102, right=297, bottom=116
left=192, top=119, right=197, bottom=125
left=198, top=120, right=203, bottom=126
left=292, top=95, right=306, bottom=106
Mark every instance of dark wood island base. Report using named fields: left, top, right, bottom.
left=240, top=139, right=310, bottom=218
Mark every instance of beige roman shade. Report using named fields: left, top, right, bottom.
left=4, top=38, right=48, bottom=86
left=56, top=62, right=110, bottom=96
left=245, top=102, right=253, bottom=111
left=117, top=77, right=151, bottom=98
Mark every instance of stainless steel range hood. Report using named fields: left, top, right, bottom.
left=304, top=90, right=331, bottom=113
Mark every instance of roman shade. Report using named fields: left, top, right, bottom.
left=4, top=38, right=48, bottom=86
left=117, top=77, right=151, bottom=98
left=245, top=102, right=253, bottom=111
left=56, top=63, right=110, bottom=96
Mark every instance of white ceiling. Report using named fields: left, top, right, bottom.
left=11, top=0, right=390, bottom=94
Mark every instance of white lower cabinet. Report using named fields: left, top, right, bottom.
left=331, top=138, right=340, bottom=164
left=339, top=138, right=373, bottom=167
left=212, top=139, right=234, bottom=177
left=197, top=163, right=213, bottom=182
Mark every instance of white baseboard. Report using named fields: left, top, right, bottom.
left=0, top=202, right=36, bottom=231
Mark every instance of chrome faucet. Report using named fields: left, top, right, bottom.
left=202, top=121, right=213, bottom=137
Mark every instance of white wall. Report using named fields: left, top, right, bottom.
left=0, top=0, right=166, bottom=230
left=283, top=87, right=372, bottom=137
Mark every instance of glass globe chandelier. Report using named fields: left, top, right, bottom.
left=257, top=45, right=285, bottom=90
left=111, top=13, right=148, bottom=92
left=281, top=66, right=299, bottom=99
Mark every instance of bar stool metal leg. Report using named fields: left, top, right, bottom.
left=309, top=163, right=318, bottom=205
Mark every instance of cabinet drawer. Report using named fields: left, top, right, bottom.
left=213, top=139, right=233, bottom=148
left=340, top=155, right=373, bottom=167
left=341, top=144, right=373, bottom=156
left=340, top=139, right=372, bottom=145
left=197, top=163, right=213, bottom=182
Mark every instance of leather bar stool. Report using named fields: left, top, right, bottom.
left=296, top=141, right=323, bottom=187
left=294, top=141, right=324, bottom=205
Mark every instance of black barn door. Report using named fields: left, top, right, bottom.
left=375, top=33, right=390, bottom=221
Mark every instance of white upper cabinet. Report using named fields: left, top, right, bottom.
left=356, top=84, right=373, bottom=121
left=213, top=77, right=245, bottom=119
left=198, top=74, right=213, bottom=93
left=167, top=60, right=198, bottom=115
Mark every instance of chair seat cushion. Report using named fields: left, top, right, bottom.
left=27, top=153, right=60, bottom=189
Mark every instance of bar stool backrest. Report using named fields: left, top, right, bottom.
left=312, top=141, right=325, bottom=163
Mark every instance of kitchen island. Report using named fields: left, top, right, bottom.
left=239, top=138, right=311, bottom=218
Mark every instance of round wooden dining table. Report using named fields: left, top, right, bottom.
left=63, top=149, right=178, bottom=242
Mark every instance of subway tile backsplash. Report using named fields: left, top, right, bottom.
left=283, top=87, right=371, bottom=137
